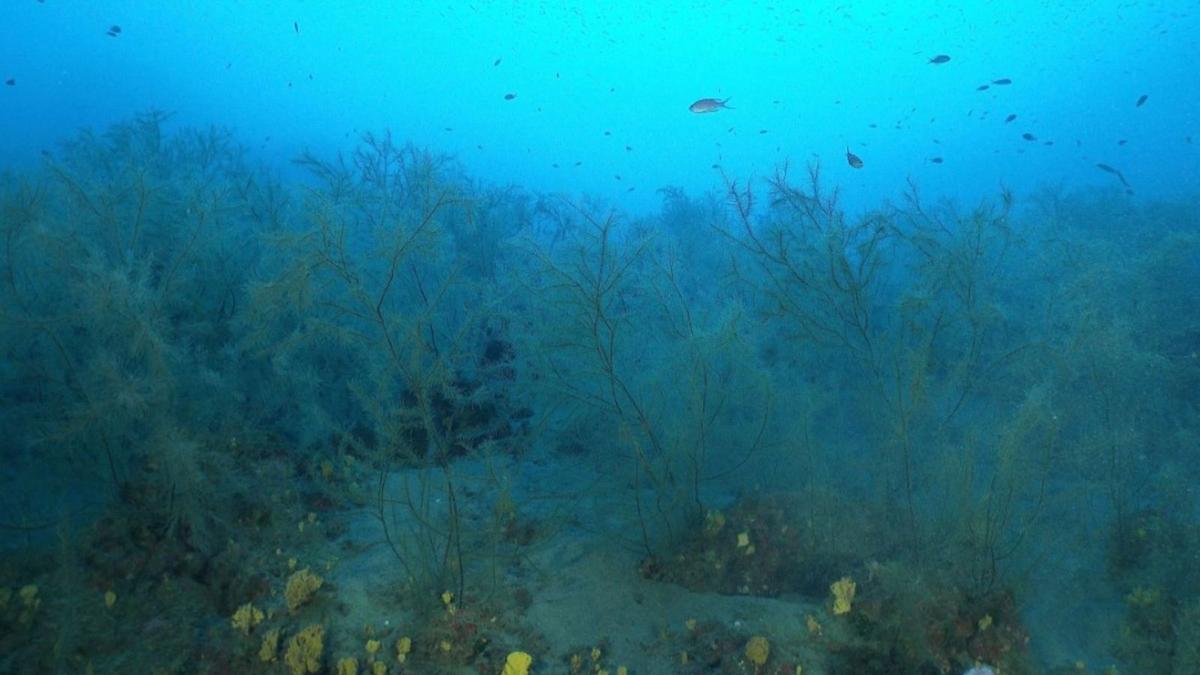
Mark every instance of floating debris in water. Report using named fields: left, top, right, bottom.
left=689, top=97, right=733, bottom=113
left=504, top=93, right=516, bottom=100
left=846, top=147, right=864, bottom=168
left=106, top=25, right=121, bottom=37
left=1136, top=94, right=1148, bottom=107
left=928, top=54, right=951, bottom=64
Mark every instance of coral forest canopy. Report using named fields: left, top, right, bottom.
left=0, top=113, right=1198, bottom=674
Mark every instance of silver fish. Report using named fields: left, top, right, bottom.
left=689, top=97, right=733, bottom=113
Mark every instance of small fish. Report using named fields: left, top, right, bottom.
left=689, top=97, right=733, bottom=113
left=4, top=78, right=13, bottom=86
left=574, top=161, right=581, bottom=166
left=625, top=145, right=632, bottom=151
left=929, top=157, right=944, bottom=164
left=1118, top=139, right=1127, bottom=146
left=758, top=129, right=768, bottom=134
left=293, top=21, right=299, bottom=33
left=1136, top=94, right=1148, bottom=107
left=503, top=93, right=516, bottom=100
left=1096, top=163, right=1131, bottom=187
left=1005, top=113, right=1017, bottom=123
left=928, top=54, right=951, bottom=64
left=106, top=25, right=121, bottom=37
left=603, top=130, right=611, bottom=136
left=976, top=84, right=990, bottom=91
left=1022, top=132, right=1037, bottom=141
left=846, top=147, right=864, bottom=168
left=493, top=58, right=501, bottom=66
left=992, top=78, right=1012, bottom=85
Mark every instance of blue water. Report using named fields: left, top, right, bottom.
left=2, top=2, right=1197, bottom=214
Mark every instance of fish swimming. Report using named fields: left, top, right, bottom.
left=1096, top=163, right=1131, bottom=187
left=846, top=147, right=864, bottom=169
left=689, top=97, right=733, bottom=113
left=928, top=54, right=951, bottom=64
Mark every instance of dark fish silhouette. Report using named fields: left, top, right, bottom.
left=293, top=21, right=299, bottom=33
left=1022, top=132, right=1037, bottom=141
left=992, top=78, right=1012, bottom=85
left=929, top=157, right=944, bottom=164
left=504, top=93, right=516, bottom=100
left=1096, top=163, right=1131, bottom=187
left=106, top=25, right=121, bottom=37
left=846, top=147, right=864, bottom=168
left=689, top=97, right=733, bottom=113
left=977, top=84, right=990, bottom=91
left=929, top=54, right=951, bottom=64
left=1005, top=113, right=1017, bottom=123
left=1136, top=94, right=1148, bottom=107
left=493, top=58, right=501, bottom=66
left=4, top=78, right=13, bottom=86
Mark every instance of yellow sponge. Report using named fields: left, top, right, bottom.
left=501, top=650, right=533, bottom=675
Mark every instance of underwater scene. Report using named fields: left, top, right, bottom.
left=1, top=2, right=1199, bottom=674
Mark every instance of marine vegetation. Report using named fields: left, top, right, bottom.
left=0, top=113, right=1197, bottom=674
